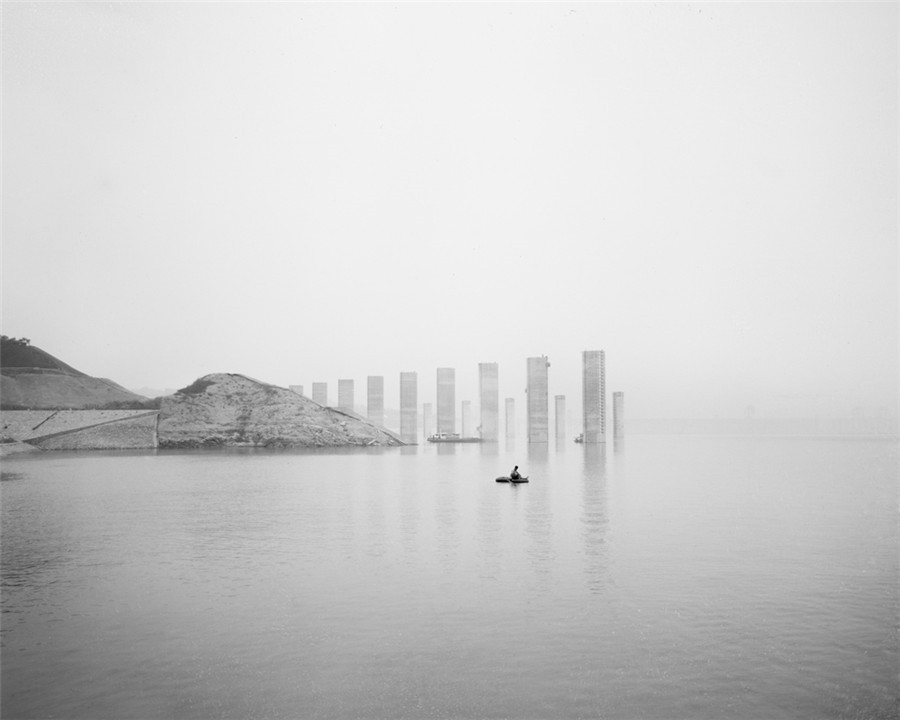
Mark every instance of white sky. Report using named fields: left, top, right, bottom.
left=2, top=1, right=897, bottom=419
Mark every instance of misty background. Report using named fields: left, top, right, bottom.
left=2, top=2, right=897, bottom=423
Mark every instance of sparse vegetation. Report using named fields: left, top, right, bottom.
left=1, top=336, right=31, bottom=346
left=1, top=336, right=83, bottom=375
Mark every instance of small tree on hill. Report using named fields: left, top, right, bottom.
left=1, top=336, right=31, bottom=347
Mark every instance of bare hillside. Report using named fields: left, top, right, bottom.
left=157, top=373, right=402, bottom=448
left=1, top=337, right=148, bottom=410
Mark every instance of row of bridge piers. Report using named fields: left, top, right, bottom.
left=290, top=351, right=623, bottom=445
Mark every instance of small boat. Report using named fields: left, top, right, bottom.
left=574, top=434, right=584, bottom=443
left=495, top=476, right=529, bottom=484
left=427, top=433, right=482, bottom=443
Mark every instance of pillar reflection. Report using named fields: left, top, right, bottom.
left=527, top=442, right=548, bottom=464
left=478, top=441, right=499, bottom=457
left=581, top=443, right=609, bottom=595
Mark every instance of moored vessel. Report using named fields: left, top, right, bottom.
left=427, top=432, right=482, bottom=443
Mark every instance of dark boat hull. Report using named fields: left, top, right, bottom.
left=495, top=476, right=529, bottom=484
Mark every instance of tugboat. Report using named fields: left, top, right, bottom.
left=427, top=432, right=482, bottom=443
left=574, top=433, right=584, bottom=443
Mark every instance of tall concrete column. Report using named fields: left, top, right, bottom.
left=400, top=372, right=417, bottom=444
left=505, top=398, right=515, bottom=439
left=436, top=368, right=455, bottom=435
left=478, top=362, right=499, bottom=441
left=423, top=402, right=434, bottom=439
left=312, top=382, right=327, bottom=406
left=527, top=355, right=550, bottom=443
left=338, top=379, right=354, bottom=413
left=582, top=350, right=606, bottom=443
left=555, top=395, right=566, bottom=440
left=461, top=400, right=471, bottom=437
left=613, top=391, right=625, bottom=439
left=367, top=376, right=384, bottom=426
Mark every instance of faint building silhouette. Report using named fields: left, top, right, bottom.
left=400, top=372, right=417, bottom=444
left=478, top=362, right=499, bottom=441
left=423, top=402, right=434, bottom=439
left=555, top=394, right=566, bottom=440
left=367, top=376, right=384, bottom=426
left=461, top=400, right=472, bottom=437
left=505, top=397, right=515, bottom=439
left=613, top=391, right=624, bottom=439
left=436, top=368, right=455, bottom=434
left=338, top=379, right=354, bottom=413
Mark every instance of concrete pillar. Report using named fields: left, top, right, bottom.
left=338, top=379, right=354, bottom=413
left=367, top=376, right=384, bottom=426
left=289, top=385, right=304, bottom=397
left=527, top=355, right=550, bottom=443
left=436, top=368, right=455, bottom=434
left=505, top=398, right=515, bottom=439
left=400, top=372, right=417, bottom=444
left=461, top=400, right=471, bottom=437
left=555, top=395, right=566, bottom=440
left=423, top=402, right=434, bottom=439
left=613, top=391, right=625, bottom=439
left=582, top=350, right=606, bottom=443
left=312, top=382, right=327, bottom=406
left=478, top=362, right=499, bottom=441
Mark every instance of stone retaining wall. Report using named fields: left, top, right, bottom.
left=32, top=414, right=158, bottom=450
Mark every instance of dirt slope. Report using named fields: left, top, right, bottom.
left=157, top=373, right=402, bottom=448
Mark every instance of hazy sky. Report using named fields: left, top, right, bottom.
left=2, top=2, right=897, bottom=419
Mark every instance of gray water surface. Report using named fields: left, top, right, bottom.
left=2, top=436, right=897, bottom=719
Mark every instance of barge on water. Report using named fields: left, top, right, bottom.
left=427, top=432, right=483, bottom=444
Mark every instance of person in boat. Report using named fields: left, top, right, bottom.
left=510, top=465, right=521, bottom=480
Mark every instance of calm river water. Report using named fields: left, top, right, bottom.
left=1, top=436, right=897, bottom=719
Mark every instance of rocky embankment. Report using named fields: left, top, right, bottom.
left=1, top=337, right=404, bottom=452
left=157, top=373, right=401, bottom=448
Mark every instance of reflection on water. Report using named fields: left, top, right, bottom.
left=365, top=464, right=388, bottom=560
left=2, top=438, right=897, bottom=720
left=525, top=464, right=554, bottom=591
left=434, top=457, right=459, bottom=572
left=526, top=442, right=549, bottom=465
left=580, top=444, right=609, bottom=595
left=398, top=460, right=420, bottom=557
left=477, top=441, right=499, bottom=457
left=475, top=469, right=502, bottom=581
